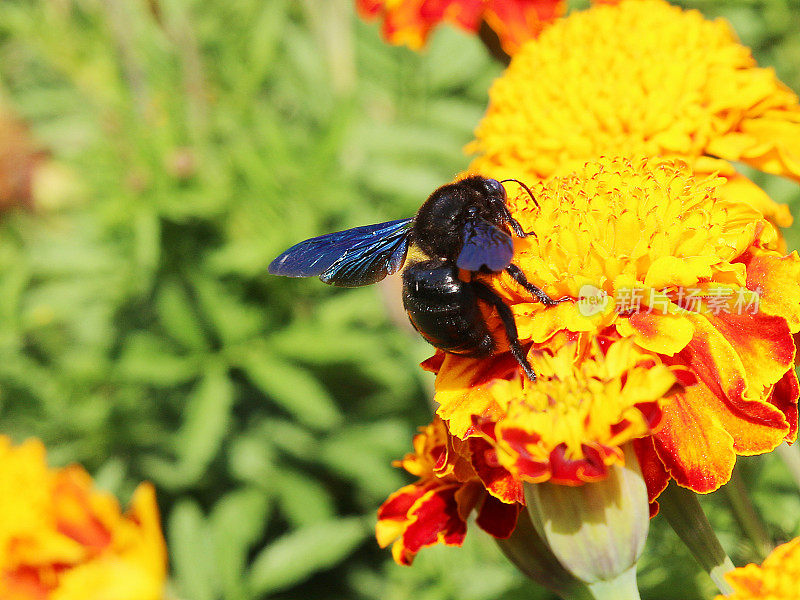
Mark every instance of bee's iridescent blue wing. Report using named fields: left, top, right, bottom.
left=456, top=218, right=514, bottom=272
left=269, top=218, right=413, bottom=287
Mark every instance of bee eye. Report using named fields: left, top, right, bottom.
left=483, top=178, right=505, bottom=196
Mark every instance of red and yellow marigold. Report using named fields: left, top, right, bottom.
left=471, top=336, right=681, bottom=486
left=379, top=156, right=800, bottom=563
left=467, top=0, right=800, bottom=229
left=356, top=0, right=566, bottom=53
left=0, top=436, right=167, bottom=600
left=714, top=537, right=800, bottom=600
left=473, top=157, right=798, bottom=496
left=376, top=416, right=521, bottom=565
left=380, top=334, right=678, bottom=565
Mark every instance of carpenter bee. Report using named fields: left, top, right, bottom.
left=268, top=176, right=567, bottom=381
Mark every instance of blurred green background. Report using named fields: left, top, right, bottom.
left=1, top=1, right=799, bottom=599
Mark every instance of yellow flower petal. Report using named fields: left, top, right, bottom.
left=715, top=537, right=800, bottom=600
left=615, top=313, right=694, bottom=356
left=0, top=437, right=167, bottom=600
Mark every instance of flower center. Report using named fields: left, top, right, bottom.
left=493, top=157, right=771, bottom=301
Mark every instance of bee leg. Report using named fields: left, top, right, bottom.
left=472, top=281, right=536, bottom=381
left=505, top=264, right=570, bottom=306
left=507, top=216, right=537, bottom=239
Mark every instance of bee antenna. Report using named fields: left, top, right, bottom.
left=500, top=178, right=539, bottom=208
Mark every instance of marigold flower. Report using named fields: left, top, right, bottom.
left=356, top=0, right=566, bottom=54
left=467, top=0, right=799, bottom=228
left=473, top=336, right=679, bottom=486
left=0, top=436, right=167, bottom=600
left=379, top=335, right=672, bottom=567
left=715, top=537, right=800, bottom=600
left=376, top=416, right=521, bottom=565
left=381, top=158, right=798, bottom=566
left=428, top=157, right=798, bottom=501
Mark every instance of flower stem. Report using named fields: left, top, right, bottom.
left=722, top=464, right=771, bottom=560
left=658, top=482, right=735, bottom=595
left=585, top=566, right=641, bottom=600
left=776, top=441, right=800, bottom=492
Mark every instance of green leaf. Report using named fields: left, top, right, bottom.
left=131, top=207, right=161, bottom=292
left=192, top=274, right=265, bottom=345
left=319, top=421, right=411, bottom=499
left=237, top=347, right=343, bottom=430
left=115, top=332, right=199, bottom=387
left=227, top=433, right=278, bottom=484
left=239, top=0, right=288, bottom=97
left=0, top=254, right=28, bottom=334
left=256, top=417, right=318, bottom=462
left=272, top=468, right=336, bottom=527
left=423, top=27, right=493, bottom=92
left=146, top=363, right=236, bottom=488
left=248, top=516, right=370, bottom=594
left=269, top=325, right=389, bottom=365
left=210, top=488, right=271, bottom=600
left=168, top=500, right=218, bottom=600
left=156, top=279, right=208, bottom=350
left=176, top=363, right=235, bottom=469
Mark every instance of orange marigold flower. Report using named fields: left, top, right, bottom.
left=0, top=436, right=167, bottom=600
left=356, top=0, right=566, bottom=54
left=376, top=417, right=522, bottom=565
left=467, top=0, right=798, bottom=229
left=427, top=157, right=799, bottom=501
left=715, top=537, right=800, bottom=600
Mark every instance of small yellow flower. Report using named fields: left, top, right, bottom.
left=715, top=537, right=800, bottom=600
left=467, top=0, right=799, bottom=228
left=0, top=437, right=167, bottom=600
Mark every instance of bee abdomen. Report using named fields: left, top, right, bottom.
left=401, top=260, right=494, bottom=357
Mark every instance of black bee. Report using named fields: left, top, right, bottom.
left=268, top=176, right=567, bottom=380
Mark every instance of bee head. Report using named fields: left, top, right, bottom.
left=482, top=177, right=506, bottom=199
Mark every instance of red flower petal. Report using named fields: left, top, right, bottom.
left=378, top=483, right=429, bottom=522
left=467, top=436, right=525, bottom=503
left=549, top=443, right=610, bottom=485
left=703, top=310, right=794, bottom=392
left=475, top=495, right=521, bottom=538
left=679, top=315, right=793, bottom=451
left=633, top=436, right=669, bottom=515
left=652, top=313, right=795, bottom=492
left=398, top=485, right=468, bottom=564
left=484, top=0, right=566, bottom=53
left=433, top=352, right=520, bottom=437
left=769, top=368, right=799, bottom=442
left=495, top=426, right=551, bottom=481
left=378, top=481, right=468, bottom=565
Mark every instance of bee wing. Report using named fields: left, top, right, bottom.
left=456, top=217, right=514, bottom=272
left=269, top=218, right=413, bottom=287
